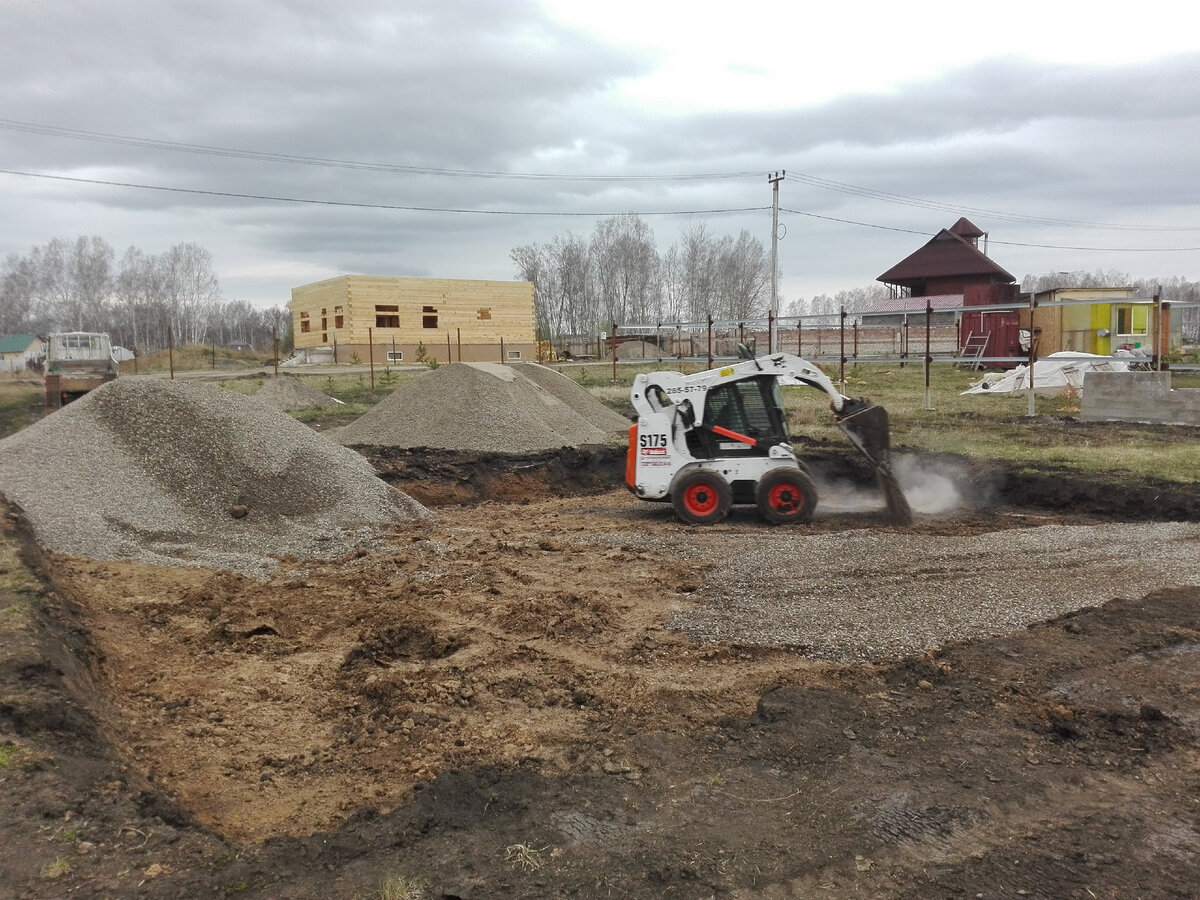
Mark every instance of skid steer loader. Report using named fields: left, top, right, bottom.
left=625, top=353, right=912, bottom=526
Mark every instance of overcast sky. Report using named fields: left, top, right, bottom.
left=2, top=0, right=1198, bottom=312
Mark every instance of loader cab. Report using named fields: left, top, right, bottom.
left=690, top=375, right=789, bottom=458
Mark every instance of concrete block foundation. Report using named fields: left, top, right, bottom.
left=1080, top=371, right=1200, bottom=426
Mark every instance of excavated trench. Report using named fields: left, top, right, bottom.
left=358, top=442, right=1200, bottom=524
left=5, top=441, right=1200, bottom=898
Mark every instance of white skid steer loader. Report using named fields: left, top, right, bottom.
left=625, top=353, right=912, bottom=526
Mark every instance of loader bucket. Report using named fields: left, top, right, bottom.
left=836, top=401, right=914, bottom=526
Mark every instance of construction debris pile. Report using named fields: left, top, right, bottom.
left=252, top=374, right=343, bottom=411
left=336, top=362, right=630, bottom=452
left=0, top=379, right=428, bottom=576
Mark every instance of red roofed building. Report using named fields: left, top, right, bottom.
left=873, top=218, right=1023, bottom=360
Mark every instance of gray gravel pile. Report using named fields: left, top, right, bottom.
left=252, top=375, right=342, bottom=411
left=589, top=521, right=1200, bottom=661
left=337, top=362, right=627, bottom=452
left=0, top=378, right=429, bottom=576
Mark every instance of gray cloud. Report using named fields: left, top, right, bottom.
left=1, top=1, right=1197, bottom=306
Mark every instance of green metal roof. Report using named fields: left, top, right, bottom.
left=0, top=334, right=40, bottom=354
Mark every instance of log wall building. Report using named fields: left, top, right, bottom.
left=289, top=276, right=536, bottom=364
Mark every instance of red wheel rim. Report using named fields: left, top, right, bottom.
left=767, top=482, right=804, bottom=515
left=684, top=483, right=718, bottom=515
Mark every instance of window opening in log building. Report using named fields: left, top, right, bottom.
left=422, top=305, right=438, bottom=329
left=335, top=315, right=344, bottom=329
left=375, top=304, right=400, bottom=329
left=507, top=350, right=522, bottom=360
left=477, top=308, right=492, bottom=320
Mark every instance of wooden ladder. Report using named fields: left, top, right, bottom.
left=961, top=331, right=990, bottom=370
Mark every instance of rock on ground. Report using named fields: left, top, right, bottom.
left=0, top=378, right=428, bottom=576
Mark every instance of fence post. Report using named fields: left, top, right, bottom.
left=1154, top=289, right=1162, bottom=371
left=767, top=310, right=774, bottom=354
left=839, top=306, right=847, bottom=390
left=707, top=316, right=714, bottom=369
left=611, top=321, right=618, bottom=382
left=925, top=301, right=934, bottom=411
left=369, top=327, right=375, bottom=391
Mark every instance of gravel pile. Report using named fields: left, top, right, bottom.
left=252, top=375, right=342, bottom=411
left=336, top=362, right=628, bottom=452
left=0, top=379, right=429, bottom=576
left=590, top=521, right=1200, bottom=661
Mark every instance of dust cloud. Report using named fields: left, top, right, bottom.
left=813, top=454, right=973, bottom=517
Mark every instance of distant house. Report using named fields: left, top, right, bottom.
left=877, top=218, right=1016, bottom=298
left=874, top=218, right=1022, bottom=358
left=0, top=334, right=44, bottom=373
left=1029, top=287, right=1181, bottom=357
left=289, top=276, right=536, bottom=364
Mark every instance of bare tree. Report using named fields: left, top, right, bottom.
left=589, top=214, right=660, bottom=326
left=161, top=243, right=219, bottom=345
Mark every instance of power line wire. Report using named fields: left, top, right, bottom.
left=782, top=171, right=1200, bottom=232
left=5, top=167, right=1198, bottom=252
left=5, top=118, right=1198, bottom=233
left=0, top=119, right=758, bottom=182
left=0, top=168, right=765, bottom=216
left=780, top=207, right=1200, bottom=252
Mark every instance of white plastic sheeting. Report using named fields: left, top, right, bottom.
left=963, top=351, right=1138, bottom=396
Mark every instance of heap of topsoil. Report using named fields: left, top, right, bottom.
left=336, top=362, right=630, bottom=452
left=252, top=374, right=342, bottom=411
left=0, top=379, right=428, bottom=576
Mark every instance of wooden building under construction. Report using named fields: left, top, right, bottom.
left=289, top=276, right=536, bottom=364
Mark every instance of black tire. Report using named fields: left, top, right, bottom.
left=671, top=469, right=732, bottom=525
left=755, top=467, right=818, bottom=524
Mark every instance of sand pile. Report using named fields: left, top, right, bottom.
left=0, top=379, right=428, bottom=576
left=252, top=375, right=342, bottom=411
left=336, top=362, right=629, bottom=452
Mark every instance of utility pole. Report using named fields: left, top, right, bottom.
left=768, top=170, right=785, bottom=353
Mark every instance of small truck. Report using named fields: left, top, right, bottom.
left=44, top=332, right=119, bottom=409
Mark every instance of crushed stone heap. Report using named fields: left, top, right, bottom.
left=0, top=378, right=429, bottom=575
left=252, top=374, right=343, bottom=411
left=336, top=362, right=630, bottom=452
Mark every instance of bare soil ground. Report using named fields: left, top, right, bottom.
left=2, top=439, right=1199, bottom=899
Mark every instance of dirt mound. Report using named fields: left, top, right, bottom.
left=0, top=378, right=428, bottom=575
left=252, top=375, right=342, bottom=411
left=336, top=362, right=629, bottom=451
